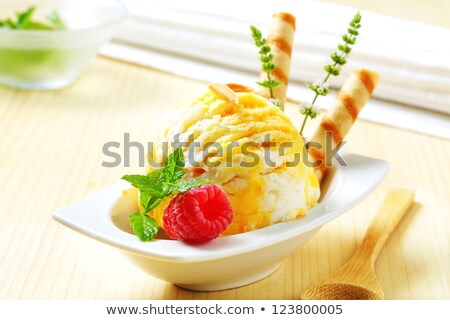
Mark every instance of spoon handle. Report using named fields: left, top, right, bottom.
left=356, top=189, right=414, bottom=264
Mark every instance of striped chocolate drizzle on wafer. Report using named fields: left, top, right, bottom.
left=268, top=37, right=292, bottom=58
left=356, top=69, right=376, bottom=96
left=272, top=67, right=289, bottom=85
left=308, top=147, right=326, bottom=174
left=338, top=92, right=358, bottom=122
left=273, top=12, right=296, bottom=29
left=320, top=117, right=343, bottom=145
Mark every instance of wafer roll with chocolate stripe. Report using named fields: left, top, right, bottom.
left=258, top=12, right=296, bottom=108
left=308, top=68, right=380, bottom=181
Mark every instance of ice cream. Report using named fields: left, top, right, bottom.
left=146, top=86, right=320, bottom=236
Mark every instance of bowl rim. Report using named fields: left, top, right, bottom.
left=0, top=0, right=128, bottom=35
left=52, top=152, right=389, bottom=263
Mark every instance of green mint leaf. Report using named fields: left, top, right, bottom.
left=163, top=147, right=186, bottom=183
left=170, top=179, right=213, bottom=193
left=47, top=10, right=65, bottom=29
left=139, top=191, right=163, bottom=212
left=26, top=21, right=54, bottom=30
left=16, top=6, right=36, bottom=29
left=136, top=168, right=165, bottom=210
left=147, top=168, right=164, bottom=181
left=129, top=212, right=159, bottom=241
left=122, top=174, right=165, bottom=198
left=138, top=191, right=151, bottom=209
left=5, top=18, right=15, bottom=28
left=124, top=148, right=216, bottom=242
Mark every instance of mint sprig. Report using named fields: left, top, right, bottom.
left=122, top=174, right=166, bottom=198
left=299, top=12, right=362, bottom=135
left=250, top=25, right=282, bottom=107
left=122, top=148, right=212, bottom=241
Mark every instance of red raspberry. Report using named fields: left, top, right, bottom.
left=163, top=184, right=233, bottom=243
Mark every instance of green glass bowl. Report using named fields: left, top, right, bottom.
left=0, top=0, right=127, bottom=89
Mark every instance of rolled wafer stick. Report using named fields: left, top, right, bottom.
left=258, top=12, right=296, bottom=108
left=308, top=68, right=380, bottom=181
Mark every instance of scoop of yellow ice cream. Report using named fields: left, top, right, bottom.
left=146, top=88, right=320, bottom=235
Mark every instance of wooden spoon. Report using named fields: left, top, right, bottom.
left=301, top=188, right=414, bottom=300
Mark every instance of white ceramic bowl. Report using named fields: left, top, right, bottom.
left=53, top=153, right=389, bottom=291
left=0, top=0, right=127, bottom=89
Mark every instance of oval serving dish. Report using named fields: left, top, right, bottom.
left=53, top=153, right=389, bottom=291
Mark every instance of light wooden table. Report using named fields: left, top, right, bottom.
left=0, top=57, right=448, bottom=299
